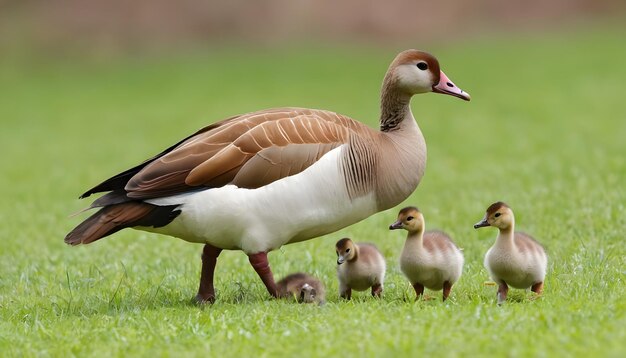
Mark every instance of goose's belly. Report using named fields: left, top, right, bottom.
left=141, top=148, right=378, bottom=253
left=400, top=251, right=462, bottom=290
left=484, top=248, right=545, bottom=288
left=338, top=259, right=385, bottom=291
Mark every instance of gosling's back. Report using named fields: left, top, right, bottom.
left=276, top=272, right=326, bottom=304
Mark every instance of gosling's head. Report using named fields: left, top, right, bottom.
left=298, top=283, right=317, bottom=304
left=389, top=206, right=425, bottom=234
left=474, top=201, right=515, bottom=231
left=335, top=238, right=356, bottom=265
left=386, top=50, right=470, bottom=100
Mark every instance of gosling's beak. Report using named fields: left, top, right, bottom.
left=474, top=217, right=490, bottom=229
left=337, top=256, right=345, bottom=265
left=389, top=220, right=403, bottom=230
left=432, top=70, right=471, bottom=101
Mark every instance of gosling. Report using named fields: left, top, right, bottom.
left=474, top=201, right=547, bottom=305
left=335, top=238, right=386, bottom=299
left=276, top=272, right=326, bottom=305
left=389, top=206, right=464, bottom=301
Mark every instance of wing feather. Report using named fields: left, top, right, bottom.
left=186, top=116, right=350, bottom=186
left=111, top=108, right=369, bottom=200
left=231, top=143, right=341, bottom=189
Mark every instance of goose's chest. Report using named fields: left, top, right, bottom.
left=375, top=132, right=426, bottom=209
left=484, top=247, right=531, bottom=285
left=338, top=261, right=382, bottom=291
left=400, top=246, right=431, bottom=273
left=400, top=248, right=444, bottom=287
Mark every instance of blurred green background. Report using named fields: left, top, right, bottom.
left=1, top=1, right=625, bottom=357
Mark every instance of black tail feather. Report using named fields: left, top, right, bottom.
left=65, top=202, right=181, bottom=245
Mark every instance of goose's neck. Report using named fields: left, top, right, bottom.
left=371, top=72, right=425, bottom=210
left=495, top=222, right=515, bottom=247
left=405, top=227, right=424, bottom=249
left=379, top=77, right=412, bottom=132
left=374, top=99, right=425, bottom=210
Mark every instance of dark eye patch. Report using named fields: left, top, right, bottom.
left=495, top=213, right=501, bottom=218
left=406, top=216, right=414, bottom=221
left=416, top=62, right=428, bottom=70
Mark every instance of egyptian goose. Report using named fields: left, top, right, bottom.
left=335, top=238, right=386, bottom=299
left=389, top=206, right=463, bottom=301
left=474, top=202, right=547, bottom=304
left=276, top=272, right=326, bottom=305
left=65, top=50, right=470, bottom=303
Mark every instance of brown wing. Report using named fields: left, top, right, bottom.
left=230, top=143, right=341, bottom=189
left=119, top=108, right=369, bottom=200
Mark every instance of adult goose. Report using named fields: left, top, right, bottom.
left=65, top=50, right=470, bottom=303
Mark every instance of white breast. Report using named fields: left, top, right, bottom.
left=484, top=246, right=547, bottom=289
left=400, top=242, right=464, bottom=290
left=141, top=147, right=378, bottom=254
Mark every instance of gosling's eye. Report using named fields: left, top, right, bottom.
left=494, top=213, right=501, bottom=218
left=346, top=248, right=350, bottom=253
left=416, top=62, right=428, bottom=70
left=406, top=216, right=414, bottom=221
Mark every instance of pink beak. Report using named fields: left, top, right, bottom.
left=432, top=71, right=471, bottom=101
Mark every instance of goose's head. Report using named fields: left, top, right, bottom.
left=386, top=50, right=470, bottom=101
left=474, top=201, right=514, bottom=230
left=335, top=238, right=356, bottom=265
left=299, top=283, right=317, bottom=303
left=389, top=206, right=425, bottom=233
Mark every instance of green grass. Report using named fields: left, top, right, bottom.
left=1, top=26, right=625, bottom=357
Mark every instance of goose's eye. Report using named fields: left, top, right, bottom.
left=346, top=248, right=350, bottom=253
left=406, top=216, right=414, bottom=221
left=494, top=213, right=501, bottom=218
left=416, top=62, right=428, bottom=71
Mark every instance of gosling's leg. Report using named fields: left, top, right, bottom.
left=371, top=284, right=383, bottom=298
left=413, top=282, right=425, bottom=301
left=531, top=281, right=544, bottom=296
left=248, top=252, right=278, bottom=298
left=442, top=281, right=453, bottom=301
left=497, top=282, right=509, bottom=305
left=195, top=244, right=223, bottom=303
left=339, top=284, right=352, bottom=300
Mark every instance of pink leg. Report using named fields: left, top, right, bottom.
left=195, top=244, right=222, bottom=303
left=443, top=281, right=452, bottom=301
left=413, top=283, right=424, bottom=300
left=248, top=252, right=278, bottom=298
left=371, top=284, right=383, bottom=298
